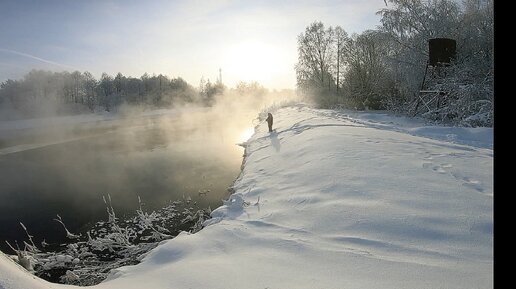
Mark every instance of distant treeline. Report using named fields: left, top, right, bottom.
left=0, top=70, right=225, bottom=117
left=296, top=0, right=493, bottom=126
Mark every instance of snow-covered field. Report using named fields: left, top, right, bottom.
left=1, top=105, right=493, bottom=289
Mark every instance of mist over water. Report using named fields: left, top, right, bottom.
left=0, top=90, right=299, bottom=253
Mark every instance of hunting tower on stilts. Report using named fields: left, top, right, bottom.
left=412, top=38, right=456, bottom=116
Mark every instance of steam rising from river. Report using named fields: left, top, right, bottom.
left=0, top=88, right=299, bottom=252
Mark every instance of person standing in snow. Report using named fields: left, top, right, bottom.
left=266, top=113, right=273, bottom=132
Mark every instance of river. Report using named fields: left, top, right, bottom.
left=0, top=107, right=255, bottom=253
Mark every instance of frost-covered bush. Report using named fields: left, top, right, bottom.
left=5, top=196, right=211, bottom=286
left=411, top=58, right=493, bottom=127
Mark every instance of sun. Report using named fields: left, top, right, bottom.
left=223, top=41, right=278, bottom=84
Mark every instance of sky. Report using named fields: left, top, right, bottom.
left=0, top=0, right=386, bottom=90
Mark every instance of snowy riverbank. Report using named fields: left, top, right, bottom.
left=1, top=105, right=493, bottom=289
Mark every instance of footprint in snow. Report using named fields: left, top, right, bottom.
left=451, top=172, right=484, bottom=193
left=423, top=161, right=486, bottom=194
left=422, top=162, right=447, bottom=174
left=461, top=177, right=484, bottom=192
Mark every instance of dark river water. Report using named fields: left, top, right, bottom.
left=0, top=107, right=254, bottom=253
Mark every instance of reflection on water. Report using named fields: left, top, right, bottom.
left=0, top=107, right=250, bottom=253
left=238, top=127, right=255, bottom=144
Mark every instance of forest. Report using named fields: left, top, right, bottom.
left=295, top=0, right=493, bottom=126
left=0, top=68, right=229, bottom=120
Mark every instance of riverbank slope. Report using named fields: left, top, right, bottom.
left=1, top=105, right=493, bottom=289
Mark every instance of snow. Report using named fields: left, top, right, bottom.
left=1, top=104, right=493, bottom=289
left=328, top=109, right=493, bottom=149
left=0, top=252, right=74, bottom=289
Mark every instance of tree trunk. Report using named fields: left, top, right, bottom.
left=337, top=42, right=340, bottom=94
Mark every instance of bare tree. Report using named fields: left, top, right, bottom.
left=99, top=73, right=114, bottom=111
left=83, top=71, right=97, bottom=111
left=333, top=26, right=349, bottom=94
left=342, top=30, right=392, bottom=109
left=295, top=21, right=335, bottom=95
left=71, top=71, right=82, bottom=104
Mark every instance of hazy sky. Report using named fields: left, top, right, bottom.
left=0, top=0, right=386, bottom=89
